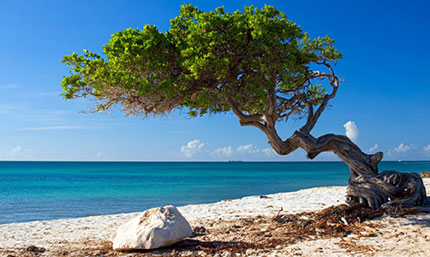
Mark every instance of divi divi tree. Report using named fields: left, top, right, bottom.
left=62, top=5, right=428, bottom=212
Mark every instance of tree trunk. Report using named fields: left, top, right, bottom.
left=228, top=61, right=428, bottom=212
left=265, top=129, right=429, bottom=211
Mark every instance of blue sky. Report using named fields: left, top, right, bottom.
left=0, top=0, right=429, bottom=161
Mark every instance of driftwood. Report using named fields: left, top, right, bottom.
left=230, top=61, right=430, bottom=214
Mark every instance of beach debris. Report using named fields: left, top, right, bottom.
left=340, top=217, right=348, bottom=225
left=314, top=204, right=384, bottom=224
left=276, top=207, right=283, bottom=217
left=111, top=205, right=192, bottom=251
left=420, top=171, right=430, bottom=178
left=335, top=238, right=376, bottom=254
left=192, top=226, right=207, bottom=234
left=259, top=195, right=269, bottom=199
left=24, top=245, right=46, bottom=253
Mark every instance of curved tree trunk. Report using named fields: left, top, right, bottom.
left=228, top=61, right=428, bottom=213
left=265, top=129, right=429, bottom=211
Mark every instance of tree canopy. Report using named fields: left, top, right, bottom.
left=62, top=4, right=341, bottom=128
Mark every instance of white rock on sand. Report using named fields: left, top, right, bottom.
left=111, top=205, right=192, bottom=250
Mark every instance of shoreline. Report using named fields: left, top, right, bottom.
left=1, top=180, right=430, bottom=256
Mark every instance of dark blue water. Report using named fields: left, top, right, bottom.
left=0, top=161, right=429, bottom=224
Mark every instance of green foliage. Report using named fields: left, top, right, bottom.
left=61, top=4, right=342, bottom=118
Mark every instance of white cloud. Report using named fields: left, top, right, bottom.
left=261, top=147, right=275, bottom=157
left=95, top=152, right=108, bottom=159
left=212, top=146, right=233, bottom=157
left=0, top=84, right=19, bottom=89
left=180, top=139, right=205, bottom=157
left=0, top=104, right=23, bottom=115
left=36, top=91, right=62, bottom=97
left=212, top=145, right=277, bottom=159
left=367, top=144, right=379, bottom=153
left=424, top=145, right=430, bottom=152
left=394, top=143, right=411, bottom=153
left=4, top=145, right=33, bottom=159
left=10, top=145, right=23, bottom=155
left=343, top=121, right=358, bottom=141
left=237, top=144, right=260, bottom=154
left=19, top=125, right=84, bottom=131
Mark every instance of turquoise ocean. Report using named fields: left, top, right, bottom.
left=1, top=161, right=429, bottom=225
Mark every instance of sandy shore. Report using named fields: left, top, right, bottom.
left=1, top=179, right=430, bottom=256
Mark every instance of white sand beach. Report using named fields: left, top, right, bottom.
left=1, top=179, right=430, bottom=256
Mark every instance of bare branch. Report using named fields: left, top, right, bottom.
left=300, top=62, right=339, bottom=133
left=276, top=94, right=304, bottom=114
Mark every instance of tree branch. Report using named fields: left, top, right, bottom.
left=300, top=63, right=339, bottom=133
left=265, top=88, right=278, bottom=128
left=227, top=98, right=266, bottom=131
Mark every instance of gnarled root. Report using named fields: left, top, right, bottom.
left=346, top=170, right=429, bottom=214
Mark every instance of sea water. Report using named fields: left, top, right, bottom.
left=0, top=161, right=429, bottom=224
